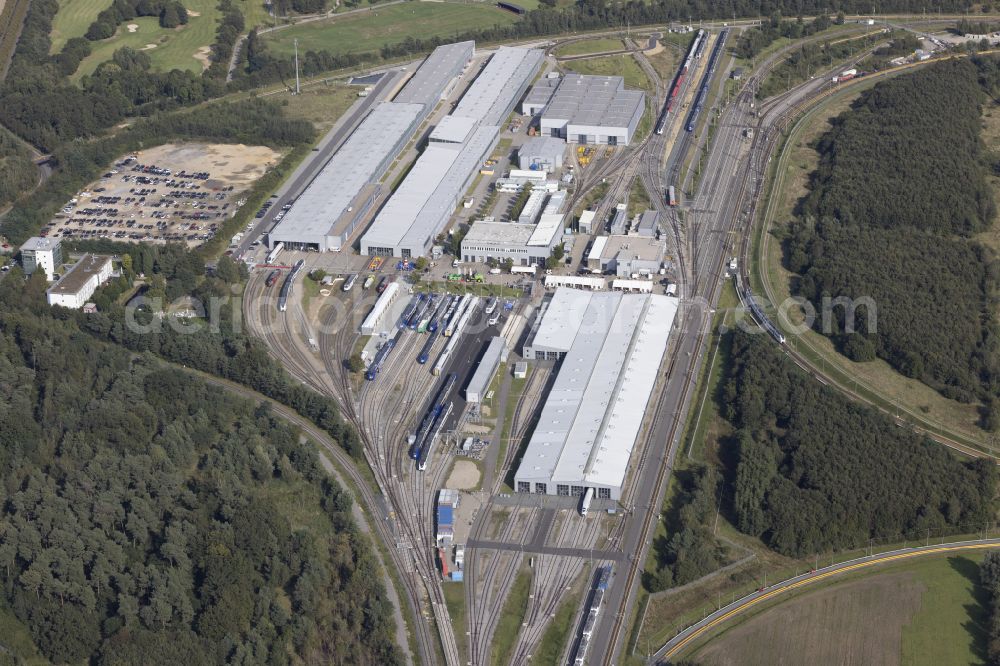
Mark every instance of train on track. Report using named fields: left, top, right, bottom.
left=410, top=373, right=458, bottom=468
left=277, top=259, right=304, bottom=312
left=418, top=329, right=440, bottom=364
left=736, top=274, right=786, bottom=344
left=656, top=29, right=705, bottom=136
left=409, top=294, right=435, bottom=331
left=685, top=29, right=729, bottom=133
left=571, top=565, right=613, bottom=666
left=667, top=185, right=678, bottom=207
left=266, top=241, right=284, bottom=265
left=265, top=269, right=281, bottom=288
left=400, top=294, right=424, bottom=329
left=365, top=337, right=397, bottom=381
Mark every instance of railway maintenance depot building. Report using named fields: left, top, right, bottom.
left=537, top=74, right=646, bottom=146
left=515, top=288, right=677, bottom=500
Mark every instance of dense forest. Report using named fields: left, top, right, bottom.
left=0, top=274, right=401, bottom=664
left=982, top=550, right=1000, bottom=665
left=0, top=127, right=36, bottom=208
left=785, top=58, right=1000, bottom=403
left=44, top=241, right=365, bottom=458
left=721, top=332, right=996, bottom=557
left=644, top=466, right=727, bottom=592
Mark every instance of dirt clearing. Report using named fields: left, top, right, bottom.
left=693, top=573, right=924, bottom=666
left=193, top=45, right=210, bottom=69
left=446, top=461, right=481, bottom=490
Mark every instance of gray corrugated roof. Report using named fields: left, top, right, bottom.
left=516, top=290, right=677, bottom=490
left=395, top=41, right=474, bottom=108
left=363, top=125, right=499, bottom=253
left=270, top=102, right=423, bottom=245
left=543, top=73, right=644, bottom=128
left=452, top=46, right=543, bottom=126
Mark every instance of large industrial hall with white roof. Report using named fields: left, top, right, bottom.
left=517, top=289, right=677, bottom=499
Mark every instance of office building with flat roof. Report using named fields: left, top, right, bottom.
left=517, top=136, right=565, bottom=172
left=46, top=254, right=112, bottom=309
left=515, top=289, right=677, bottom=500
left=588, top=234, right=664, bottom=277
left=538, top=74, right=645, bottom=145
left=462, top=191, right=565, bottom=265
left=20, top=237, right=62, bottom=280
left=270, top=102, right=424, bottom=252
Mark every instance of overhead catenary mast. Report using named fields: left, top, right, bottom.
left=294, top=38, right=300, bottom=94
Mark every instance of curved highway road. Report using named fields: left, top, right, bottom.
left=653, top=538, right=1000, bottom=664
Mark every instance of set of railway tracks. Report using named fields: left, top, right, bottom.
left=465, top=506, right=537, bottom=664
left=509, top=514, right=604, bottom=664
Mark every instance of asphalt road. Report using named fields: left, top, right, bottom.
left=653, top=538, right=1000, bottom=663
left=232, top=69, right=400, bottom=258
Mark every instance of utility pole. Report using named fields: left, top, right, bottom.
left=294, top=38, right=301, bottom=95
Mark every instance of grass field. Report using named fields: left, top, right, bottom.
left=442, top=582, right=468, bottom=664
left=491, top=567, right=532, bottom=666
left=689, top=553, right=988, bottom=666
left=53, top=0, right=223, bottom=76
left=274, top=82, right=357, bottom=133
left=533, top=588, right=581, bottom=665
left=561, top=53, right=652, bottom=92
left=50, top=0, right=105, bottom=51
left=554, top=37, right=623, bottom=57
left=627, top=177, right=650, bottom=217
left=975, top=100, right=1000, bottom=255
left=263, top=2, right=518, bottom=58
left=0, top=0, right=30, bottom=78
left=0, top=602, right=49, bottom=665
left=644, top=45, right=677, bottom=81
left=758, top=79, right=988, bottom=448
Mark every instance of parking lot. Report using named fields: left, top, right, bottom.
left=44, top=143, right=282, bottom=247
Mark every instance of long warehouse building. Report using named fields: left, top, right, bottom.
left=361, top=125, right=499, bottom=258
left=515, top=288, right=678, bottom=500
left=363, top=45, right=543, bottom=257
left=445, top=46, right=544, bottom=129
left=268, top=41, right=474, bottom=252
left=269, top=102, right=424, bottom=252
left=396, top=40, right=474, bottom=123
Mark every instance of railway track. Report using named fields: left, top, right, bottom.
left=466, top=507, right=535, bottom=664
left=248, top=275, right=461, bottom=666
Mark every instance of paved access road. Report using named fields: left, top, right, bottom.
left=653, top=538, right=1000, bottom=664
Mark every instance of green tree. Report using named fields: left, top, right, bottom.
left=348, top=354, right=365, bottom=374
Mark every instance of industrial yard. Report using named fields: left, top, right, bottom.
left=42, top=143, right=281, bottom=247
left=224, top=17, right=923, bottom=666
left=230, top=30, right=717, bottom=666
